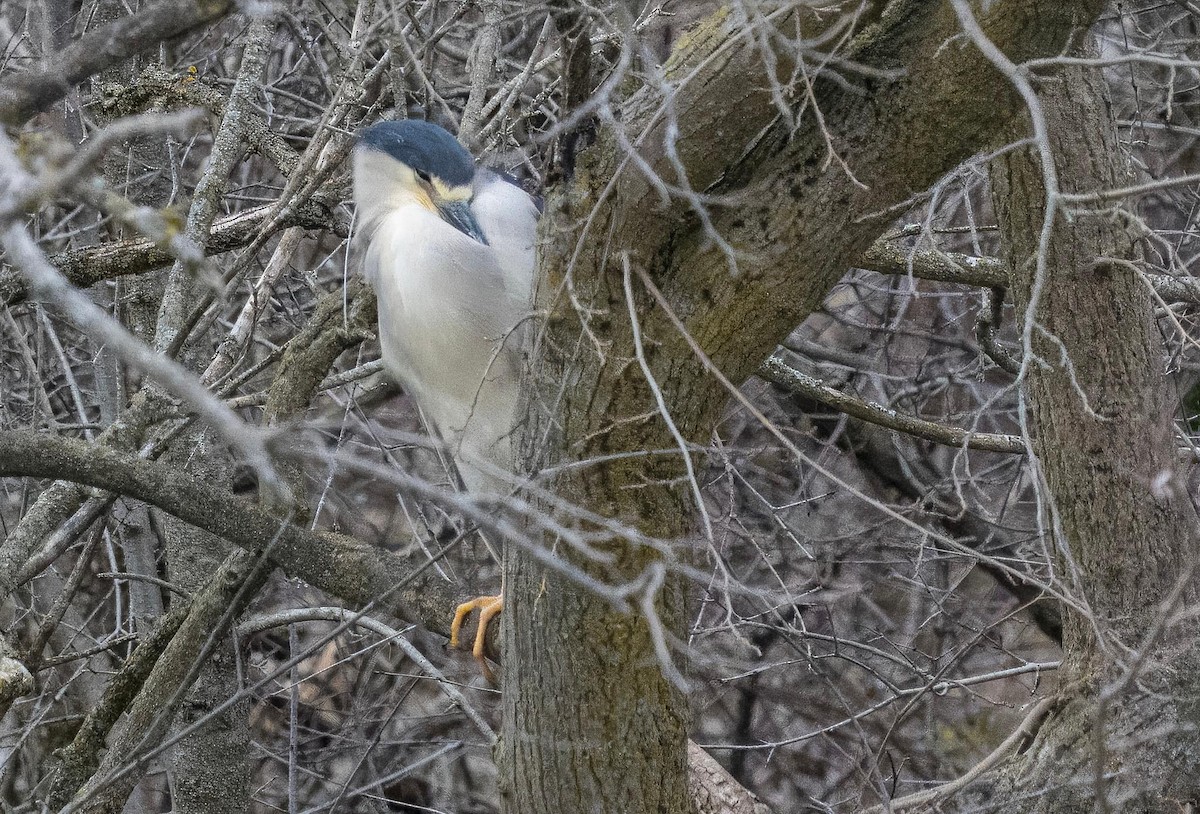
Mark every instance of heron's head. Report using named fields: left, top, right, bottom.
left=354, top=120, right=487, bottom=244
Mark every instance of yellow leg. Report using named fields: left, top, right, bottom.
left=450, top=594, right=503, bottom=680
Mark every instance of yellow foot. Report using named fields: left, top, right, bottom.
left=450, top=594, right=503, bottom=681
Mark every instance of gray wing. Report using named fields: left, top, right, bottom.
left=471, top=171, right=539, bottom=305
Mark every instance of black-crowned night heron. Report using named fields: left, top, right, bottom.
left=353, top=119, right=538, bottom=675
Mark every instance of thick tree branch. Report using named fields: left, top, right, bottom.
left=0, top=430, right=457, bottom=636
left=0, top=0, right=235, bottom=126
left=72, top=550, right=273, bottom=813
left=48, top=274, right=375, bottom=809
left=856, top=240, right=1200, bottom=304
left=856, top=240, right=1008, bottom=288
left=99, top=66, right=303, bottom=177
left=664, top=1, right=1114, bottom=386
left=0, top=200, right=334, bottom=307
left=687, top=742, right=772, bottom=814
left=0, top=635, right=34, bottom=712
left=0, top=427, right=774, bottom=813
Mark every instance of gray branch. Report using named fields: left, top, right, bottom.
left=758, top=356, right=1025, bottom=454
left=0, top=0, right=235, bottom=126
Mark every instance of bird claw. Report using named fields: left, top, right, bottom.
left=450, top=594, right=503, bottom=681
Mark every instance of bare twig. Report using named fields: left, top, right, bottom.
left=975, top=286, right=1022, bottom=375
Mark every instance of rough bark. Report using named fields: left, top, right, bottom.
left=995, top=67, right=1200, bottom=669
left=961, top=63, right=1200, bottom=812
left=502, top=2, right=1110, bottom=812
left=687, top=742, right=772, bottom=814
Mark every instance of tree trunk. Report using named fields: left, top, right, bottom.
left=498, top=252, right=702, bottom=813
left=498, top=4, right=1114, bottom=812
left=976, top=61, right=1200, bottom=812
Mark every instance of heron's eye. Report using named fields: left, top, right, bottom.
left=415, top=169, right=432, bottom=184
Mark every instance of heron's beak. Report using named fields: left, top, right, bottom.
left=437, top=200, right=488, bottom=245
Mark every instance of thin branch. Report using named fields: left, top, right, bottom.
left=0, top=210, right=278, bottom=481
left=758, top=356, right=1025, bottom=454
left=237, top=607, right=495, bottom=740
left=457, top=0, right=503, bottom=146
left=975, top=286, right=1023, bottom=375
left=1057, top=170, right=1200, bottom=204
left=70, top=550, right=274, bottom=813
left=152, top=13, right=278, bottom=356
left=46, top=602, right=192, bottom=808
left=861, top=695, right=1060, bottom=813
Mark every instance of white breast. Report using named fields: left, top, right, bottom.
left=358, top=189, right=534, bottom=494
